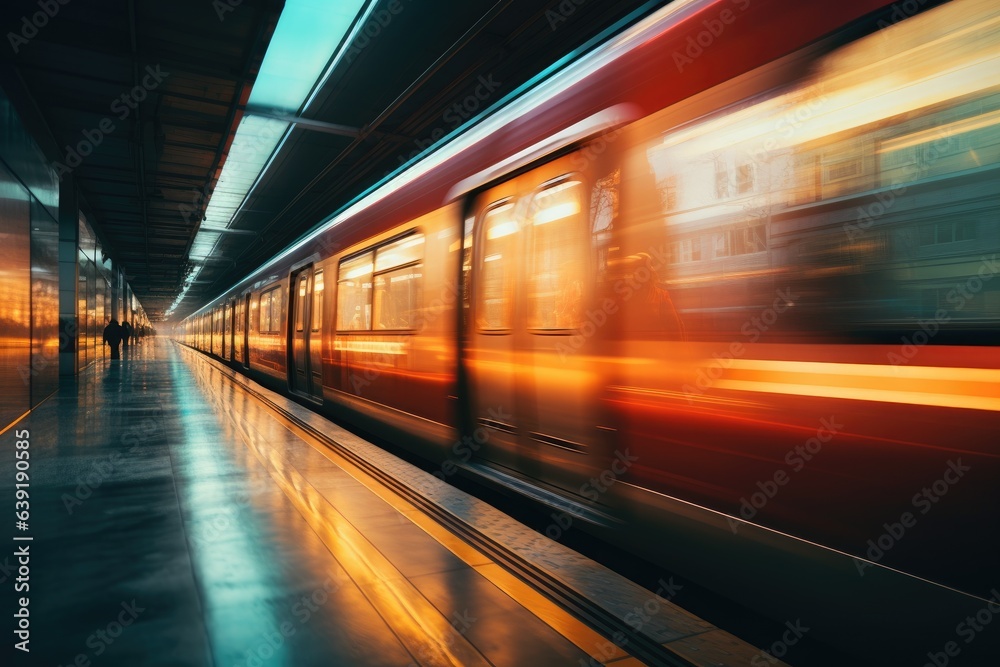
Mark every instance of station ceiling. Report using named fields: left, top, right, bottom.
left=0, top=0, right=664, bottom=321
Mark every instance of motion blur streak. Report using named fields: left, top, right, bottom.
left=716, top=360, right=1000, bottom=411
left=176, top=0, right=1000, bottom=662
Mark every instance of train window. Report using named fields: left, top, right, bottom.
left=478, top=202, right=517, bottom=331
left=713, top=157, right=730, bottom=199
left=312, top=271, right=323, bottom=332
left=271, top=288, right=283, bottom=333
left=374, top=266, right=422, bottom=330
left=337, top=252, right=373, bottom=330
left=338, top=234, right=425, bottom=332
left=259, top=286, right=282, bottom=334
left=737, top=162, right=755, bottom=194
left=260, top=291, right=272, bottom=333
left=373, top=235, right=423, bottom=330
left=235, top=297, right=244, bottom=335
left=234, top=297, right=244, bottom=362
left=462, top=214, right=474, bottom=316
left=295, top=274, right=307, bottom=332
left=375, top=234, right=423, bottom=272
left=591, top=169, right=618, bottom=234
left=526, top=180, right=587, bottom=330
left=591, top=168, right=619, bottom=277
left=918, top=220, right=977, bottom=246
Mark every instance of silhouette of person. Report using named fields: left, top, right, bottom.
left=121, top=320, right=132, bottom=353
left=103, top=319, right=124, bottom=361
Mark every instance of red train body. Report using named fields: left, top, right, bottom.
left=180, top=0, right=1000, bottom=661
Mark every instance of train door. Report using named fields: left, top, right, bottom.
left=212, top=308, right=220, bottom=356
left=223, top=299, right=232, bottom=360
left=220, top=306, right=227, bottom=358
left=309, top=270, right=324, bottom=398
left=289, top=265, right=322, bottom=401
left=519, top=174, right=600, bottom=493
left=233, top=297, right=243, bottom=364
left=466, top=154, right=604, bottom=495
left=243, top=293, right=251, bottom=368
left=467, top=183, right=523, bottom=474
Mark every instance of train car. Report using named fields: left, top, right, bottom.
left=180, top=0, right=1000, bottom=662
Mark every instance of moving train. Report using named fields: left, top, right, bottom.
left=178, top=0, right=1000, bottom=661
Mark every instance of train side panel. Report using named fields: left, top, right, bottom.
left=172, top=2, right=1000, bottom=662
left=322, top=205, right=461, bottom=451
left=248, top=277, right=290, bottom=384
left=601, top=0, right=1000, bottom=658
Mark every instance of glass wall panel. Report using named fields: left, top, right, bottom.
left=30, top=198, right=58, bottom=403
left=0, top=163, right=31, bottom=430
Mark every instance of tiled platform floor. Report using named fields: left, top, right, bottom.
left=2, top=337, right=780, bottom=667
left=0, top=338, right=619, bottom=666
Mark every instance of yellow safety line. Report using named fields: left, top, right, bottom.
left=264, top=405, right=637, bottom=665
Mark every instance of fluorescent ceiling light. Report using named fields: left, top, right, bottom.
left=166, top=0, right=370, bottom=319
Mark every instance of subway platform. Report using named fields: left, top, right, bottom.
left=1, top=338, right=778, bottom=667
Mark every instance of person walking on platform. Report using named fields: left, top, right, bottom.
left=121, top=320, right=132, bottom=353
left=103, top=318, right=124, bottom=361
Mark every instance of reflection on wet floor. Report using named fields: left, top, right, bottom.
left=1, top=338, right=606, bottom=666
